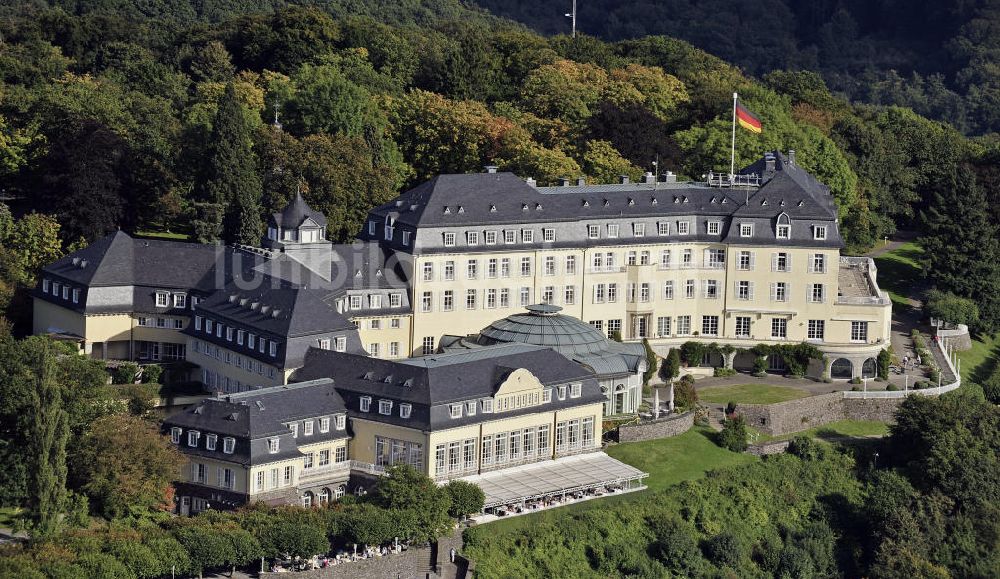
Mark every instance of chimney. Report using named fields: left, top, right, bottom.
left=765, top=153, right=775, bottom=174
left=787, top=150, right=795, bottom=165
left=643, top=172, right=655, bottom=184
left=661, top=171, right=677, bottom=184
left=525, top=177, right=537, bottom=187
left=619, top=175, right=630, bottom=184
left=576, top=176, right=587, bottom=186
left=559, top=177, right=571, bottom=187
left=484, top=165, right=498, bottom=174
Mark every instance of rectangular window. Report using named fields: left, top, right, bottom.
left=677, top=221, right=690, bottom=235
left=335, top=446, right=347, bottom=463
left=350, top=295, right=362, bottom=310
left=740, top=223, right=754, bottom=237
left=500, top=258, right=510, bottom=278
left=522, top=229, right=534, bottom=243
left=319, top=450, right=330, bottom=467
left=658, top=222, right=669, bottom=236
left=810, top=254, right=826, bottom=274
left=810, top=283, right=825, bottom=303
left=269, top=341, right=277, bottom=357
left=851, top=321, right=868, bottom=342
left=735, top=316, right=751, bottom=338
left=155, top=292, right=169, bottom=307
left=633, top=223, right=645, bottom=237
left=663, top=281, right=674, bottom=300
left=773, top=252, right=790, bottom=272
left=290, top=423, right=298, bottom=438
left=360, top=396, right=371, bottom=412
left=564, top=285, right=576, bottom=305
left=223, top=437, right=235, bottom=454
left=72, top=288, right=80, bottom=303
left=467, top=231, right=479, bottom=245
left=738, top=251, right=754, bottom=271
left=422, top=336, right=435, bottom=355
left=487, top=288, right=497, bottom=308
left=402, top=231, right=411, bottom=246
left=465, top=401, right=477, bottom=416
left=608, top=283, right=618, bottom=303
left=171, top=427, right=181, bottom=444
left=682, top=249, right=693, bottom=267
left=607, top=224, right=619, bottom=238
left=566, top=255, right=577, bottom=274
left=520, top=287, right=531, bottom=306
left=466, top=289, right=477, bottom=309
left=188, top=430, right=200, bottom=447
left=707, top=249, right=725, bottom=268
left=334, top=336, right=346, bottom=352
left=771, top=318, right=788, bottom=339
left=677, top=315, right=691, bottom=336
left=443, top=232, right=456, bottom=246
left=808, top=320, right=825, bottom=340
left=703, top=280, right=718, bottom=299
left=657, top=316, right=671, bottom=337
left=379, top=399, right=392, bottom=415
left=813, top=225, right=827, bottom=240
left=335, top=414, right=346, bottom=430
left=702, top=315, right=719, bottom=336
left=504, top=230, right=517, bottom=244
left=421, top=291, right=432, bottom=313
left=42, top=279, right=50, bottom=293
left=267, top=437, right=279, bottom=454
left=542, top=286, right=554, bottom=304
left=488, top=258, right=498, bottom=278
left=449, top=404, right=462, bottom=418
left=544, top=256, right=556, bottom=276
left=607, top=319, right=622, bottom=339
left=467, top=260, right=478, bottom=279
left=737, top=280, right=753, bottom=301
left=319, top=417, right=330, bottom=433
left=173, top=294, right=187, bottom=308
left=543, top=228, right=555, bottom=242
left=194, top=316, right=203, bottom=331
left=400, top=403, right=411, bottom=418
left=485, top=231, right=497, bottom=245
left=500, top=288, right=510, bottom=308
left=226, top=327, right=233, bottom=341
left=587, top=224, right=600, bottom=239
left=442, top=290, right=454, bottom=311
left=685, top=280, right=695, bottom=299
left=771, top=282, right=787, bottom=302
left=520, top=257, right=531, bottom=276
left=777, top=224, right=790, bottom=239
left=444, top=261, right=455, bottom=281
left=707, top=221, right=721, bottom=235
left=570, top=383, right=582, bottom=398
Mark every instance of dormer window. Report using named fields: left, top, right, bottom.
left=269, top=341, right=277, bottom=357
left=155, top=292, right=169, bottom=307
left=557, top=385, right=567, bottom=400
left=335, top=337, right=346, bottom=352
left=171, top=427, right=181, bottom=444
left=776, top=214, right=791, bottom=239
left=481, top=399, right=494, bottom=413
left=740, top=223, right=754, bottom=238
left=42, top=279, right=50, bottom=293
left=542, top=389, right=552, bottom=403
left=707, top=222, right=721, bottom=235
left=319, top=417, right=330, bottom=432
left=402, top=231, right=411, bottom=246
left=369, top=295, right=382, bottom=309
left=319, top=338, right=331, bottom=350
left=467, top=231, right=479, bottom=246
left=443, top=232, right=456, bottom=247
left=588, top=225, right=599, bottom=239
left=400, top=403, right=411, bottom=418
left=449, top=404, right=462, bottom=418
left=378, top=400, right=392, bottom=415
left=368, top=221, right=376, bottom=235
left=187, top=430, right=200, bottom=447
left=504, top=230, right=516, bottom=244
left=485, top=231, right=497, bottom=244
left=465, top=401, right=477, bottom=416
left=570, top=383, right=582, bottom=398
left=633, top=223, right=645, bottom=237
left=543, top=228, right=555, bottom=242
left=522, top=230, right=534, bottom=243
left=206, top=434, right=217, bottom=450
left=813, top=225, right=827, bottom=240
left=195, top=316, right=203, bottom=331
left=223, top=437, right=235, bottom=454
left=173, top=294, right=187, bottom=308
left=677, top=221, right=690, bottom=235
left=658, top=222, right=669, bottom=236
left=335, top=414, right=346, bottom=430
left=290, top=423, right=298, bottom=438
left=350, top=295, right=362, bottom=310
left=389, top=293, right=402, bottom=308
left=304, top=420, right=313, bottom=436
left=360, top=396, right=371, bottom=412
left=607, top=224, right=619, bottom=238
left=268, top=438, right=279, bottom=454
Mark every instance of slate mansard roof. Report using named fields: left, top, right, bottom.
left=270, top=192, right=328, bottom=229
left=163, top=379, right=349, bottom=466
left=292, top=343, right=604, bottom=430
left=363, top=151, right=844, bottom=249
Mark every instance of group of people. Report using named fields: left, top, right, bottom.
left=269, top=543, right=408, bottom=573
left=492, top=484, right=627, bottom=516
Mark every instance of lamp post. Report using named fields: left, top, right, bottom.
left=564, top=0, right=577, bottom=38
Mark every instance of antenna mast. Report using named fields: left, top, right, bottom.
left=565, top=0, right=577, bottom=38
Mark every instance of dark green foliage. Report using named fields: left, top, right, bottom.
left=659, top=348, right=680, bottom=383
left=140, top=364, right=163, bottom=385
left=787, top=436, right=824, bottom=461
left=444, top=479, right=485, bottom=518
left=372, top=464, right=452, bottom=543
left=641, top=339, right=657, bottom=385
left=673, top=375, right=698, bottom=410
left=28, top=339, right=69, bottom=538
left=112, top=362, right=139, bottom=385
left=877, top=349, right=891, bottom=380
left=924, top=289, right=980, bottom=327
left=704, top=531, right=743, bottom=568
left=647, top=514, right=704, bottom=575
left=610, top=330, right=622, bottom=343
left=717, top=415, right=748, bottom=453
left=679, top=341, right=705, bottom=367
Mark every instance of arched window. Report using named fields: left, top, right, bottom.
left=319, top=488, right=330, bottom=505
left=334, top=485, right=346, bottom=499
left=776, top=213, right=791, bottom=239
left=302, top=491, right=313, bottom=508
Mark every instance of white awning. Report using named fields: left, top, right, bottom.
left=462, top=452, right=647, bottom=508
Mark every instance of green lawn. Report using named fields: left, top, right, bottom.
left=957, top=332, right=1000, bottom=383
left=872, top=241, right=924, bottom=307
left=753, top=419, right=891, bottom=443
left=698, top=383, right=810, bottom=405
left=481, top=427, right=754, bottom=532
left=135, top=230, right=191, bottom=241
left=0, top=507, right=22, bottom=529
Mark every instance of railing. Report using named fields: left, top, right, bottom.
left=836, top=294, right=891, bottom=306
left=298, top=461, right=351, bottom=481
left=349, top=460, right=387, bottom=476
left=587, top=266, right=627, bottom=274
left=707, top=171, right=761, bottom=188
left=843, top=332, right=960, bottom=399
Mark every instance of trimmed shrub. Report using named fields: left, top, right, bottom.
left=718, top=415, right=748, bottom=452
left=141, top=364, right=164, bottom=384
left=680, top=341, right=706, bottom=367
left=877, top=349, right=891, bottom=380
left=713, top=367, right=736, bottom=377
left=112, top=362, right=141, bottom=385
left=886, top=383, right=900, bottom=391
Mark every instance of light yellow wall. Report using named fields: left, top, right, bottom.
left=188, top=337, right=284, bottom=390
left=247, top=457, right=300, bottom=496
left=407, top=243, right=890, bottom=357
left=348, top=418, right=429, bottom=467
left=33, top=298, right=86, bottom=337
left=353, top=314, right=412, bottom=358
left=185, top=456, right=250, bottom=494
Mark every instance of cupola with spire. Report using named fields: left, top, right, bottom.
left=264, top=191, right=328, bottom=249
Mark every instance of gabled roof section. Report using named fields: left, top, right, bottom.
left=194, top=275, right=355, bottom=338
left=43, top=231, right=261, bottom=290
left=735, top=151, right=838, bottom=219
left=270, top=192, right=328, bottom=229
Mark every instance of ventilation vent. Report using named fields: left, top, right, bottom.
left=227, top=412, right=239, bottom=421
left=403, top=378, right=414, bottom=388
left=798, top=200, right=804, bottom=207
left=363, top=371, right=375, bottom=380
left=779, top=200, right=786, bottom=206
left=271, top=309, right=280, bottom=318
left=535, top=203, right=542, bottom=210
left=582, top=200, right=589, bottom=207
left=443, top=207, right=451, bottom=214
left=457, top=206, right=465, bottom=213
left=384, top=375, right=393, bottom=383
left=627, top=198, right=634, bottom=206
left=603, top=199, right=610, bottom=207
left=651, top=197, right=658, bottom=205
left=489, top=205, right=496, bottom=212
left=761, top=199, right=768, bottom=206
left=193, top=405, right=204, bottom=414
left=255, top=401, right=265, bottom=411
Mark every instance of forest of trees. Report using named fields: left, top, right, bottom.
left=0, top=1, right=998, bottom=330
left=475, top=0, right=1000, bottom=136
left=465, top=389, right=1000, bottom=578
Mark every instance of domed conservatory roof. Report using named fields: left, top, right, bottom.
left=476, top=304, right=622, bottom=358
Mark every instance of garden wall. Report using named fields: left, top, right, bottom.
left=738, top=394, right=904, bottom=436
left=617, top=412, right=694, bottom=442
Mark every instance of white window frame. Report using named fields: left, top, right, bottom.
left=443, top=232, right=456, bottom=246
left=360, top=396, right=372, bottom=412
left=813, top=225, right=828, bottom=240
left=740, top=223, right=754, bottom=237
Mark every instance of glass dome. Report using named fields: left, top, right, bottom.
left=475, top=304, right=612, bottom=356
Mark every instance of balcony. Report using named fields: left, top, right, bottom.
left=297, top=461, right=351, bottom=484
left=837, top=257, right=891, bottom=306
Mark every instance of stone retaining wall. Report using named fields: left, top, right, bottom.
left=934, top=323, right=972, bottom=351
left=738, top=393, right=905, bottom=436
left=258, top=546, right=432, bottom=579
left=617, top=412, right=694, bottom=442
left=747, top=440, right=791, bottom=456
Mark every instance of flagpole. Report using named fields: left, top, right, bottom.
left=730, top=91, right=737, bottom=181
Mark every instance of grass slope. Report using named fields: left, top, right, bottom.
left=872, top=241, right=924, bottom=308
left=698, top=383, right=810, bottom=405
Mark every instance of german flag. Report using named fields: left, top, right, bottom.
left=736, top=101, right=762, bottom=133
